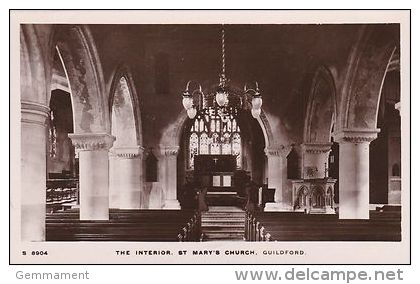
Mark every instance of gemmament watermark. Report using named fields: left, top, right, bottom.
left=15, top=270, right=90, bottom=280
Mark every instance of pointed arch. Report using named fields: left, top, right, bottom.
left=109, top=64, right=143, bottom=147
left=337, top=25, right=399, bottom=131
left=48, top=25, right=109, bottom=134
left=303, top=65, right=337, bottom=143
left=20, top=25, right=48, bottom=104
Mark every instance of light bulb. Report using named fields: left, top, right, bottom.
left=215, top=91, right=227, bottom=107
left=182, top=96, right=194, bottom=110
left=251, top=108, right=261, bottom=119
left=252, top=96, right=262, bottom=110
left=187, top=107, right=197, bottom=119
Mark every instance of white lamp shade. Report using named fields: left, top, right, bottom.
left=251, top=108, right=261, bottom=119
left=252, top=96, right=262, bottom=110
left=187, top=107, right=197, bottom=119
left=182, top=96, right=194, bottom=110
left=215, top=91, right=227, bottom=107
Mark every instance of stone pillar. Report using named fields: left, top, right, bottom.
left=21, top=101, right=49, bottom=241
left=109, top=146, right=144, bottom=209
left=69, top=133, right=115, bottom=220
left=301, top=143, right=332, bottom=179
left=334, top=129, right=379, bottom=219
left=264, top=146, right=290, bottom=211
left=161, top=146, right=181, bottom=209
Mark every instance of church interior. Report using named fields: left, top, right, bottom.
left=20, top=23, right=401, bottom=242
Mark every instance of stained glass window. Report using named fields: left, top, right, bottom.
left=210, top=133, right=220, bottom=154
left=222, top=133, right=231, bottom=154
left=48, top=111, right=57, bottom=158
left=232, top=133, right=242, bottom=168
left=188, top=106, right=242, bottom=169
left=189, top=133, right=198, bottom=168
left=199, top=133, right=209, bottom=154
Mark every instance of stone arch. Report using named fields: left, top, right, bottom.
left=295, top=185, right=309, bottom=209
left=108, top=64, right=144, bottom=209
left=337, top=25, right=399, bottom=131
left=298, top=185, right=309, bottom=196
left=311, top=186, right=325, bottom=208
left=303, top=65, right=337, bottom=143
left=108, top=64, right=143, bottom=147
left=20, top=25, right=48, bottom=104
left=48, top=25, right=109, bottom=134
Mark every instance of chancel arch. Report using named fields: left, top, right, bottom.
left=176, top=84, right=269, bottom=209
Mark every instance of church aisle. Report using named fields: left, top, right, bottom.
left=201, top=206, right=245, bottom=241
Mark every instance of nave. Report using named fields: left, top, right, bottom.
left=19, top=23, right=403, bottom=243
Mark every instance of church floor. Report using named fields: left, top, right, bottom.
left=201, top=206, right=246, bottom=242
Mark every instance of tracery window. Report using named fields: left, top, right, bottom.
left=188, top=106, right=242, bottom=169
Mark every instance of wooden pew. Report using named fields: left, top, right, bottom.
left=246, top=209, right=401, bottom=242
left=46, top=209, right=201, bottom=242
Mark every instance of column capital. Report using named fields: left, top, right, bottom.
left=333, top=128, right=380, bottom=143
left=69, top=133, right=115, bottom=151
left=302, top=143, right=332, bottom=154
left=160, top=145, right=180, bottom=157
left=264, top=145, right=290, bottom=158
left=21, top=101, right=50, bottom=126
left=112, top=146, right=145, bottom=159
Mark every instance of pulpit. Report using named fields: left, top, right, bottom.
left=291, top=178, right=336, bottom=214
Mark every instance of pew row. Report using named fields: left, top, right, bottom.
left=46, top=209, right=201, bottom=242
left=245, top=209, right=401, bottom=242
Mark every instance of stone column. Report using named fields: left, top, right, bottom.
left=21, top=101, right=49, bottom=241
left=109, top=146, right=144, bottom=209
left=69, top=133, right=115, bottom=220
left=264, top=146, right=290, bottom=211
left=161, top=146, right=181, bottom=209
left=301, top=143, right=332, bottom=179
left=334, top=129, right=379, bottom=219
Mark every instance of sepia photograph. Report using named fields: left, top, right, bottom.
left=9, top=10, right=410, bottom=264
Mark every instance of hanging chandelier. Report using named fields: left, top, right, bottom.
left=181, top=25, right=262, bottom=119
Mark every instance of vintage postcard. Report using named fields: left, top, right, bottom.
left=10, top=10, right=410, bottom=264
